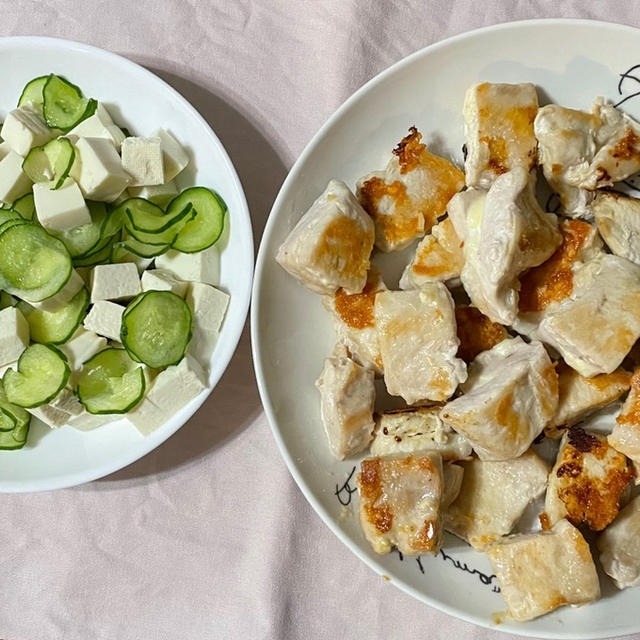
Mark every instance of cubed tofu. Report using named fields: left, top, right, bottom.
left=375, top=285, right=467, bottom=404
left=83, top=300, right=124, bottom=342
left=0, top=104, right=54, bottom=156
left=454, top=305, right=508, bottom=363
left=0, top=307, right=29, bottom=366
left=27, top=403, right=71, bottom=429
left=34, top=178, right=90, bottom=232
left=68, top=103, right=125, bottom=150
left=68, top=411, right=118, bottom=432
left=322, top=267, right=386, bottom=373
left=440, top=338, right=558, bottom=461
left=70, top=137, right=130, bottom=202
left=276, top=179, right=374, bottom=294
left=0, top=150, right=33, bottom=204
left=185, top=282, right=229, bottom=367
left=487, top=519, right=600, bottom=622
left=90, top=263, right=141, bottom=302
left=598, top=495, right=640, bottom=589
left=141, top=268, right=188, bottom=297
left=121, top=136, right=164, bottom=186
left=445, top=450, right=549, bottom=550
left=50, top=388, right=84, bottom=417
left=593, top=190, right=640, bottom=265
left=128, top=179, right=178, bottom=208
left=357, top=127, right=465, bottom=252
left=608, top=368, right=640, bottom=475
left=0, top=140, right=11, bottom=162
left=61, top=328, right=107, bottom=370
left=155, top=245, right=220, bottom=286
left=30, top=270, right=85, bottom=312
left=315, top=344, right=375, bottom=460
left=357, top=452, right=444, bottom=556
left=370, top=406, right=472, bottom=460
left=152, top=128, right=189, bottom=181
left=463, top=82, right=539, bottom=189
left=544, top=426, right=633, bottom=531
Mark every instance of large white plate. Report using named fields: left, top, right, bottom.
left=252, top=19, right=640, bottom=638
left=0, top=37, right=253, bottom=492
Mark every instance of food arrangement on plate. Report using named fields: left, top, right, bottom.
left=275, top=80, right=640, bottom=622
left=0, top=74, right=229, bottom=450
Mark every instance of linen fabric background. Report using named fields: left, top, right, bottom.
left=2, top=1, right=640, bottom=639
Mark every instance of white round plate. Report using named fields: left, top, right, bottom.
left=0, top=37, right=253, bottom=492
left=253, top=19, right=640, bottom=639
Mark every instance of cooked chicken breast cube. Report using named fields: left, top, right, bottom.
left=276, top=179, right=374, bottom=294
left=463, top=82, right=538, bottom=189
left=593, top=190, right=640, bottom=265
left=544, top=426, right=633, bottom=531
left=315, top=344, right=375, bottom=460
left=487, top=519, right=600, bottom=622
left=442, top=463, right=464, bottom=508
left=375, top=285, right=466, bottom=403
left=357, top=452, right=444, bottom=555
left=598, top=495, right=640, bottom=589
left=608, top=368, right=640, bottom=475
left=440, top=337, right=558, bottom=461
left=399, top=217, right=464, bottom=289
left=323, top=267, right=386, bottom=373
left=445, top=450, right=549, bottom=550
left=448, top=167, right=561, bottom=324
left=454, top=305, right=508, bottom=363
left=357, top=127, right=464, bottom=252
left=370, top=406, right=472, bottom=459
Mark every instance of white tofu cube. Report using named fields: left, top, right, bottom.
left=186, top=282, right=229, bottom=367
left=0, top=150, right=33, bottom=204
left=90, top=263, right=141, bottom=302
left=0, top=141, right=12, bottom=162
left=68, top=411, right=117, bottom=431
left=1, top=104, right=54, bottom=156
left=0, top=307, right=29, bottom=366
left=128, top=179, right=178, bottom=207
left=83, top=300, right=124, bottom=342
left=152, top=128, right=189, bottom=181
left=70, top=137, right=130, bottom=202
left=30, top=270, right=84, bottom=312
left=33, top=178, right=90, bottom=232
left=155, top=245, right=219, bottom=285
left=27, top=404, right=70, bottom=429
left=61, top=328, right=107, bottom=370
left=141, top=269, right=188, bottom=296
left=68, top=103, right=125, bottom=150
left=121, top=136, right=164, bottom=186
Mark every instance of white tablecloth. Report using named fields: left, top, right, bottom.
left=2, top=2, right=640, bottom=639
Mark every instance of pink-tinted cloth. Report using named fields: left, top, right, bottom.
left=2, top=2, right=640, bottom=639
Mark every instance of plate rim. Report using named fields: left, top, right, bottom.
left=251, top=17, right=640, bottom=639
left=0, top=35, right=254, bottom=493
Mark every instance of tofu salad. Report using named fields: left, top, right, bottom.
left=276, top=83, right=640, bottom=622
left=0, top=74, right=229, bottom=449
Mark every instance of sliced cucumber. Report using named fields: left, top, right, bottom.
left=53, top=201, right=109, bottom=258
left=115, top=234, right=169, bottom=258
left=76, top=348, right=145, bottom=414
left=0, top=420, right=29, bottom=449
left=0, top=218, right=30, bottom=237
left=125, top=201, right=194, bottom=245
left=0, top=224, right=71, bottom=302
left=18, top=287, right=89, bottom=344
left=42, top=75, right=97, bottom=132
left=18, top=75, right=48, bottom=108
left=72, top=240, right=113, bottom=267
left=0, top=209, right=24, bottom=226
left=23, top=137, right=75, bottom=189
left=0, top=382, right=29, bottom=428
left=121, top=291, right=192, bottom=368
left=3, top=344, right=70, bottom=408
left=169, top=187, right=226, bottom=253
left=0, top=408, right=15, bottom=432
left=11, top=193, right=35, bottom=220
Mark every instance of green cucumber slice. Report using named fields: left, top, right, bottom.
left=0, top=218, right=29, bottom=236
left=0, top=422, right=29, bottom=449
left=23, top=137, right=75, bottom=189
left=18, top=287, right=89, bottom=344
left=125, top=202, right=194, bottom=245
left=0, top=408, right=15, bottom=432
left=121, top=291, right=192, bottom=368
left=76, top=348, right=145, bottom=414
left=11, top=193, right=35, bottom=220
left=115, top=234, right=169, bottom=258
left=53, top=201, right=109, bottom=258
left=18, top=75, right=48, bottom=108
left=72, top=240, right=114, bottom=267
left=0, top=382, right=30, bottom=428
left=169, top=187, right=226, bottom=253
left=0, top=209, right=24, bottom=225
left=3, top=344, right=70, bottom=408
left=42, top=75, right=97, bottom=132
left=0, top=224, right=72, bottom=302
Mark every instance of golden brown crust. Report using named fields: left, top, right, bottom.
left=359, top=458, right=393, bottom=534
left=333, top=269, right=382, bottom=330
left=618, top=368, right=640, bottom=426
left=455, top=305, right=508, bottom=362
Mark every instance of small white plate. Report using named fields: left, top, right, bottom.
left=0, top=37, right=253, bottom=492
left=252, top=19, right=640, bottom=639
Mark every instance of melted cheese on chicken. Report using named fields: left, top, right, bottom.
left=593, top=189, right=640, bottom=265
left=608, top=368, right=640, bottom=477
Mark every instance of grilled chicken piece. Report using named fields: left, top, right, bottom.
left=314, top=344, right=375, bottom=460
left=356, top=127, right=464, bottom=252
left=448, top=167, right=561, bottom=324
left=375, top=285, right=466, bottom=404
left=593, top=190, right=640, bottom=265
left=608, top=368, right=640, bottom=481
left=598, top=495, right=640, bottom=589
left=440, top=337, right=558, bottom=461
left=544, top=426, right=633, bottom=531
left=445, top=450, right=548, bottom=551
left=399, top=217, right=464, bottom=289
left=276, top=179, right=374, bottom=294
left=370, top=406, right=472, bottom=459
left=454, top=305, right=508, bottom=363
left=357, top=452, right=444, bottom=556
left=323, top=267, right=386, bottom=374
left=463, top=82, right=539, bottom=188
left=442, top=463, right=464, bottom=509
left=487, top=519, right=600, bottom=622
